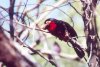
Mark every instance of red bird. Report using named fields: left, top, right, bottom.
left=43, top=18, right=85, bottom=58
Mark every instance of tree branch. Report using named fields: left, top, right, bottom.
left=9, top=0, right=15, bottom=39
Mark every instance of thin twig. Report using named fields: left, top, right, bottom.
left=69, top=3, right=82, bottom=16
left=18, top=0, right=28, bottom=21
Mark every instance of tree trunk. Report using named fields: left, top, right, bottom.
left=80, top=0, right=100, bottom=67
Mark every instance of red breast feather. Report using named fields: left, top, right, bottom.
left=48, top=21, right=57, bottom=31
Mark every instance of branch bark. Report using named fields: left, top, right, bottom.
left=80, top=0, right=100, bottom=67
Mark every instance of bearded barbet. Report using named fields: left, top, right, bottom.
left=43, top=18, right=85, bottom=58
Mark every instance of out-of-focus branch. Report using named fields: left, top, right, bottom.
left=23, top=0, right=44, bottom=14
left=0, top=6, right=8, bottom=12
left=15, top=35, right=57, bottom=67
left=14, top=16, right=48, bottom=33
left=69, top=3, right=82, bottom=16
left=0, top=27, right=38, bottom=67
left=36, top=50, right=85, bottom=63
left=9, top=0, right=15, bottom=39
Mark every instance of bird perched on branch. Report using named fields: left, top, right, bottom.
left=43, top=18, right=85, bottom=58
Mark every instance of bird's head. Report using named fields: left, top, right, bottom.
left=43, top=18, right=57, bottom=31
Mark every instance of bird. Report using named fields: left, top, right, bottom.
left=43, top=18, right=85, bottom=58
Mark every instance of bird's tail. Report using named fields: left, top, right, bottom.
left=69, top=38, right=85, bottom=58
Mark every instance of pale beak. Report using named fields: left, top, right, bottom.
left=42, top=24, right=48, bottom=30
left=42, top=21, right=51, bottom=30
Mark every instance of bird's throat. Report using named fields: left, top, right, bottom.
left=48, top=22, right=57, bottom=31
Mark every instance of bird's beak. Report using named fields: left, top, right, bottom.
left=42, top=21, right=50, bottom=30
left=42, top=23, right=48, bottom=30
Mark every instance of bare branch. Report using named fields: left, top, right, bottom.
left=9, top=0, right=15, bottom=39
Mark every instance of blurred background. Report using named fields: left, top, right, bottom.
left=0, top=0, right=100, bottom=67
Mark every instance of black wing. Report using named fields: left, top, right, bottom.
left=59, top=20, right=77, bottom=38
